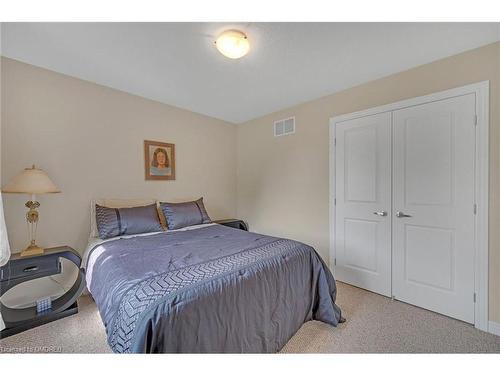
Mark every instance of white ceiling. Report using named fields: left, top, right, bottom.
left=2, top=23, right=500, bottom=123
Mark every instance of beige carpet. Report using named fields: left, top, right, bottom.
left=1, top=282, right=499, bottom=353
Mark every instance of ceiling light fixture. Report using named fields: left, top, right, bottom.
left=215, top=30, right=249, bottom=59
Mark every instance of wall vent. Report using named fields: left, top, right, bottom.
left=274, top=117, right=295, bottom=137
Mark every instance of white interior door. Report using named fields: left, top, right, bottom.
left=334, top=112, right=392, bottom=297
left=392, top=94, right=476, bottom=323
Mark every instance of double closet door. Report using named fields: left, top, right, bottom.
left=334, top=94, right=476, bottom=323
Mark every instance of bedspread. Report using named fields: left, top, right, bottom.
left=86, top=224, right=342, bottom=353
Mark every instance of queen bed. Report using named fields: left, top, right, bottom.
left=83, top=199, right=342, bottom=353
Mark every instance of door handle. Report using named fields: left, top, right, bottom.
left=396, top=211, right=412, bottom=218
left=373, top=211, right=387, bottom=216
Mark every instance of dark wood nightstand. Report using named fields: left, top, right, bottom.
left=0, top=246, right=85, bottom=339
left=215, top=219, right=248, bottom=231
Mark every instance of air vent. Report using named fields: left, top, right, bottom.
left=274, top=117, right=295, bottom=137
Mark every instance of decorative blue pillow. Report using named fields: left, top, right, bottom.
left=95, top=204, right=163, bottom=239
left=160, top=198, right=211, bottom=230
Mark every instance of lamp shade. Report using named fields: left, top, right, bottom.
left=2, top=165, right=60, bottom=194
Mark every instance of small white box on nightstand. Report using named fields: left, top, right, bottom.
left=36, top=296, right=52, bottom=314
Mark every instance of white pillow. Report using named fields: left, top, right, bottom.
left=90, top=198, right=158, bottom=238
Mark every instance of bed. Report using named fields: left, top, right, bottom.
left=84, top=220, right=342, bottom=353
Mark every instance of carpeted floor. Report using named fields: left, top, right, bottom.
left=1, top=282, right=500, bottom=353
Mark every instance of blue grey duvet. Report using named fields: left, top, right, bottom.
left=86, top=224, right=342, bottom=353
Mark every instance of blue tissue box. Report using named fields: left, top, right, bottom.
left=36, top=297, right=52, bottom=314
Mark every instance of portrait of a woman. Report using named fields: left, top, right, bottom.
left=144, top=140, right=176, bottom=180
left=150, top=147, right=171, bottom=176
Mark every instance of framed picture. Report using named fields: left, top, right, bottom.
left=144, top=140, right=176, bottom=180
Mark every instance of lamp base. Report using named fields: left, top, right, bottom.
left=20, top=244, right=45, bottom=257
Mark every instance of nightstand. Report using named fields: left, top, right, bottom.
left=215, top=219, right=248, bottom=231
left=0, top=246, right=85, bottom=339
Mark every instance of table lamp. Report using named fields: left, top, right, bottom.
left=1, top=165, right=60, bottom=257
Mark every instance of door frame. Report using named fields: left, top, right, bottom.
left=329, top=81, right=489, bottom=331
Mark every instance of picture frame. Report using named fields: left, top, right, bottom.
left=144, top=140, right=176, bottom=180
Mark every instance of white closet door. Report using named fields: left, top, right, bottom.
left=392, top=94, right=476, bottom=323
left=335, top=112, right=392, bottom=297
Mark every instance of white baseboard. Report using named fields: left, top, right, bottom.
left=488, top=321, right=500, bottom=336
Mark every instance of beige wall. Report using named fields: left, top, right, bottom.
left=237, top=42, right=500, bottom=323
left=1, top=57, right=237, bottom=255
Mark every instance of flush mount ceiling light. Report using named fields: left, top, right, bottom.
left=215, top=30, right=250, bottom=59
